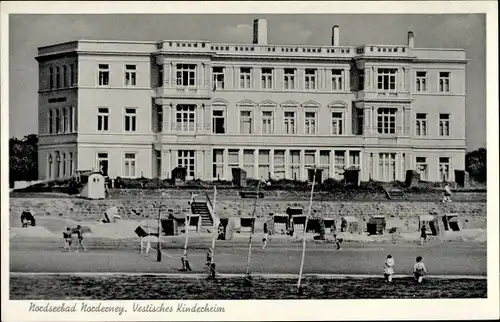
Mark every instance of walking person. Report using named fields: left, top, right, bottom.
left=63, top=227, right=73, bottom=252
left=75, top=225, right=87, bottom=252
left=413, top=256, right=428, bottom=284
left=384, top=255, right=395, bottom=283
left=262, top=222, right=269, bottom=250
left=420, top=224, right=427, bottom=246
left=333, top=234, right=343, bottom=250
left=442, top=183, right=452, bottom=203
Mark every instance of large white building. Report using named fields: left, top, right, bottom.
left=36, top=19, right=467, bottom=182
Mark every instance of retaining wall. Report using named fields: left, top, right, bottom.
left=9, top=197, right=487, bottom=231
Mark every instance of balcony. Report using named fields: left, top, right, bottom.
left=355, top=45, right=413, bottom=59
left=154, top=86, right=211, bottom=100
left=355, top=90, right=412, bottom=102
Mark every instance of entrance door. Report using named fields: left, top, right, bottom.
left=97, top=153, right=109, bottom=176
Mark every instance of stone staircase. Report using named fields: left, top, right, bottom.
left=190, top=193, right=216, bottom=228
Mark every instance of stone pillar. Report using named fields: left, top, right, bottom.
left=404, top=67, right=410, bottom=91
left=238, top=149, right=244, bottom=169
left=372, top=66, right=376, bottom=90
left=331, top=149, right=336, bottom=179
left=253, top=68, right=260, bottom=89
left=298, top=68, right=305, bottom=91
left=343, top=69, right=349, bottom=91
left=299, top=150, right=305, bottom=181
left=254, top=148, right=259, bottom=179
left=269, top=149, right=275, bottom=179
left=363, top=107, right=371, bottom=136
left=204, top=64, right=210, bottom=89
left=397, top=108, right=404, bottom=136
left=404, top=105, right=411, bottom=135
left=372, top=152, right=378, bottom=181
left=285, top=149, right=290, bottom=179
left=372, top=106, right=377, bottom=134
left=223, top=149, right=229, bottom=181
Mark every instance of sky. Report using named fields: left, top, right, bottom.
left=8, top=14, right=486, bottom=150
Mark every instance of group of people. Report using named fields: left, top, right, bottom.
left=384, top=255, right=428, bottom=284
left=62, top=225, right=87, bottom=252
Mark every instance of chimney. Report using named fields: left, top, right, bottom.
left=253, top=19, right=268, bottom=45
left=407, top=31, right=415, bottom=48
left=332, top=25, right=340, bottom=46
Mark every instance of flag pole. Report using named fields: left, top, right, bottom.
left=297, top=167, right=317, bottom=292
left=245, top=177, right=263, bottom=280
left=209, top=185, right=218, bottom=277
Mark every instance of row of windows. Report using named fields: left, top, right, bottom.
left=91, top=106, right=452, bottom=137
left=48, top=64, right=77, bottom=89
left=47, top=107, right=75, bottom=134
left=415, top=113, right=451, bottom=137
left=212, top=149, right=361, bottom=180
left=47, top=151, right=74, bottom=179
left=415, top=71, right=451, bottom=93
left=96, top=152, right=136, bottom=177
left=98, top=64, right=137, bottom=86
left=210, top=65, right=346, bottom=91
left=416, top=156, right=451, bottom=181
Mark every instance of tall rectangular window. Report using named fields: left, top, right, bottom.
left=377, top=68, right=397, bottom=91
left=289, top=150, right=300, bottom=180
left=243, top=150, right=254, bottom=178
left=63, top=65, right=68, bottom=87
left=212, top=149, right=224, bottom=179
left=416, top=113, right=428, bottom=136
left=334, top=151, right=345, bottom=179
left=416, top=71, right=427, bottom=92
left=331, top=111, right=343, bottom=135
left=212, top=110, right=225, bottom=134
left=62, top=153, right=66, bottom=177
left=124, top=108, right=137, bottom=132
left=439, top=114, right=450, bottom=136
left=48, top=109, right=53, bottom=134
left=178, top=150, right=195, bottom=178
left=98, top=64, right=109, bottom=86
left=379, top=153, right=396, bottom=182
left=125, top=65, right=137, bottom=86
left=274, top=150, right=285, bottom=179
left=176, top=64, right=196, bottom=87
left=55, top=109, right=61, bottom=133
left=304, top=151, right=316, bottom=173
left=240, top=110, right=253, bottom=134
left=284, top=68, right=296, bottom=90
left=240, top=67, right=252, bottom=89
left=97, top=107, right=109, bottom=131
left=70, top=64, right=77, bottom=86
left=258, top=150, right=270, bottom=178
left=320, top=151, right=330, bottom=178
left=349, top=151, right=360, bottom=169
left=124, top=153, right=136, bottom=178
left=55, top=66, right=61, bottom=88
left=284, top=111, right=296, bottom=134
left=69, top=152, right=74, bottom=176
left=332, top=69, right=343, bottom=91
left=176, top=105, right=195, bottom=132
left=305, top=69, right=317, bottom=90
left=304, top=112, right=317, bottom=135
left=439, top=72, right=450, bottom=92
left=439, top=157, right=450, bottom=181
left=49, top=67, right=54, bottom=89
left=212, top=67, right=225, bottom=90
left=262, top=111, right=274, bottom=134
left=228, top=149, right=239, bottom=172
left=62, top=108, right=68, bottom=133
left=416, top=156, right=428, bottom=181
left=261, top=68, right=273, bottom=89
left=377, top=108, right=397, bottom=134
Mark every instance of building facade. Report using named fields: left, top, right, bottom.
left=36, top=19, right=467, bottom=182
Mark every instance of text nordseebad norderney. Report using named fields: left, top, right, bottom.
left=29, top=302, right=226, bottom=315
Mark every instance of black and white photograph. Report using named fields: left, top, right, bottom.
left=1, top=1, right=498, bottom=321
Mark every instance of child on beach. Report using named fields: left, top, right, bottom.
left=384, top=255, right=395, bottom=283
left=63, top=227, right=72, bottom=252
left=420, top=225, right=427, bottom=246
left=413, top=256, right=428, bottom=283
left=262, top=222, right=269, bottom=250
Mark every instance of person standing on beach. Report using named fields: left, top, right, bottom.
left=63, top=227, right=72, bottom=252
left=413, top=256, right=428, bottom=283
left=420, top=225, right=427, bottom=246
left=75, top=225, right=87, bottom=252
left=384, top=255, right=395, bottom=283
